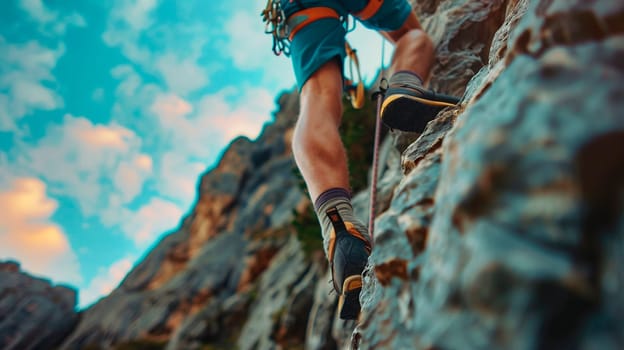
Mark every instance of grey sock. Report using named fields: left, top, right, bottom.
left=314, top=189, right=370, bottom=257
left=389, top=70, right=424, bottom=87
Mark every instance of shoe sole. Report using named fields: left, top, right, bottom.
left=338, top=275, right=363, bottom=320
left=381, top=93, right=457, bottom=133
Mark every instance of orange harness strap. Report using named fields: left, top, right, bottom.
left=287, top=7, right=340, bottom=40
left=354, top=0, right=384, bottom=21
left=287, top=0, right=384, bottom=40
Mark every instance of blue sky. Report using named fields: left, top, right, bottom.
left=0, top=0, right=391, bottom=308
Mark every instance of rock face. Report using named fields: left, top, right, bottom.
left=0, top=261, right=79, bottom=350
left=8, top=0, right=622, bottom=349
left=353, top=0, right=624, bottom=349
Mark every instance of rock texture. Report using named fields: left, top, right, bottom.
left=0, top=261, right=79, bottom=350
left=4, top=0, right=622, bottom=349
left=353, top=0, right=624, bottom=349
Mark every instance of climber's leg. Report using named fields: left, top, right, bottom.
left=378, top=11, right=461, bottom=132
left=292, top=60, right=372, bottom=321
left=383, top=12, right=434, bottom=82
left=285, top=11, right=371, bottom=319
left=292, top=60, right=348, bottom=201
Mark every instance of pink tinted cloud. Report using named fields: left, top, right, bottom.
left=202, top=87, right=274, bottom=141
left=147, top=88, right=274, bottom=206
left=123, top=197, right=183, bottom=247
left=79, top=256, right=134, bottom=307
left=72, top=117, right=136, bottom=150
left=0, top=177, right=81, bottom=284
left=113, top=154, right=154, bottom=203
left=21, top=115, right=151, bottom=218
left=151, top=93, right=193, bottom=122
left=157, top=152, right=204, bottom=205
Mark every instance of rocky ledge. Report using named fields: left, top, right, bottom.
left=0, top=261, right=79, bottom=350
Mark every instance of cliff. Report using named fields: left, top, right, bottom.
left=353, top=0, right=624, bottom=348
left=0, top=261, right=79, bottom=350
left=3, top=0, right=623, bottom=349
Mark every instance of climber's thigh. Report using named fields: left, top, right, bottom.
left=289, top=17, right=347, bottom=91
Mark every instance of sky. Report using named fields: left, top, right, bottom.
left=0, top=0, right=392, bottom=309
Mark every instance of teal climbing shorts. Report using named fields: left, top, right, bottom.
left=281, top=0, right=412, bottom=89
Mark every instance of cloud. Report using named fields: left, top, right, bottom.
left=144, top=86, right=275, bottom=212
left=223, top=7, right=295, bottom=87
left=16, top=115, right=152, bottom=219
left=156, top=152, right=204, bottom=206
left=110, top=65, right=162, bottom=129
left=102, top=0, right=159, bottom=63
left=122, top=197, right=183, bottom=246
left=0, top=177, right=82, bottom=285
left=148, top=94, right=210, bottom=204
left=18, top=0, right=86, bottom=35
left=148, top=86, right=273, bottom=184
left=0, top=37, right=65, bottom=131
left=150, top=92, right=193, bottom=121
left=197, top=86, right=275, bottom=141
left=92, top=88, right=105, bottom=102
left=109, top=0, right=158, bottom=32
left=103, top=0, right=210, bottom=96
left=152, top=86, right=274, bottom=145
left=113, top=154, right=153, bottom=204
left=155, top=52, right=209, bottom=95
left=79, top=256, right=134, bottom=308
left=19, top=0, right=56, bottom=23
left=225, top=11, right=273, bottom=71
left=10, top=113, right=181, bottom=251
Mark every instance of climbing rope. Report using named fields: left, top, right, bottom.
left=368, top=37, right=387, bottom=246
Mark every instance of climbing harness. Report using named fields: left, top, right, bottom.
left=354, top=0, right=385, bottom=21
left=367, top=37, right=388, bottom=245
left=286, top=7, right=341, bottom=40
left=261, top=1, right=366, bottom=109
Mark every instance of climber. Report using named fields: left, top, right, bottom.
left=262, top=0, right=459, bottom=320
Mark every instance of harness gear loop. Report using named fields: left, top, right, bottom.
left=344, top=41, right=365, bottom=110
left=261, top=0, right=290, bottom=55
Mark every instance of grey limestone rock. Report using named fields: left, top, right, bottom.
left=354, top=0, right=624, bottom=349
left=0, top=261, right=79, bottom=350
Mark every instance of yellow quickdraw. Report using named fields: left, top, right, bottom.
left=345, top=41, right=365, bottom=109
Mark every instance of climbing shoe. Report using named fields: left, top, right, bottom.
left=381, top=72, right=460, bottom=133
left=326, top=207, right=371, bottom=320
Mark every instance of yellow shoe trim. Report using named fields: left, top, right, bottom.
left=342, top=275, right=363, bottom=293
left=381, top=93, right=456, bottom=118
left=337, top=275, right=362, bottom=312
